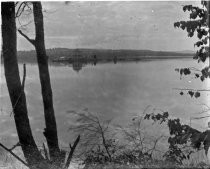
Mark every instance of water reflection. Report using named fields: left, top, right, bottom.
left=72, top=62, right=83, bottom=72
left=52, top=59, right=121, bottom=72
left=52, top=60, right=117, bottom=72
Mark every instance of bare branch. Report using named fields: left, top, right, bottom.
left=191, top=115, right=210, bottom=120
left=18, top=29, right=35, bottom=46
left=9, top=142, right=21, bottom=151
left=42, top=143, right=50, bottom=162
left=16, top=2, right=33, bottom=18
left=15, top=2, right=19, bottom=6
left=65, top=135, right=80, bottom=169
left=17, top=16, right=33, bottom=30
left=197, top=108, right=210, bottom=115
left=96, top=116, right=112, bottom=161
left=25, top=2, right=32, bottom=11
left=188, top=67, right=202, bottom=72
left=15, top=2, right=26, bottom=18
left=146, top=135, right=164, bottom=156
left=0, top=143, right=28, bottom=167
left=173, top=88, right=210, bottom=92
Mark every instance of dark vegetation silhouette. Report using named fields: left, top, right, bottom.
left=174, top=1, right=209, bottom=98
left=173, top=0, right=210, bottom=157
left=171, top=0, right=210, bottom=163
left=144, top=111, right=208, bottom=165
left=1, top=2, right=80, bottom=169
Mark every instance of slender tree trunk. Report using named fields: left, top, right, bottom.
left=14, top=2, right=80, bottom=167
left=1, top=2, right=45, bottom=167
left=207, top=1, right=210, bottom=67
left=32, top=2, right=60, bottom=162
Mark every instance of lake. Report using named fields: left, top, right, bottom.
left=0, top=59, right=209, bottom=148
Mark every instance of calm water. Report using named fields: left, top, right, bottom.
left=0, top=59, right=209, bottom=147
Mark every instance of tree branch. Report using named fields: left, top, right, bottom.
left=0, top=143, right=28, bottom=167
left=25, top=2, right=32, bottom=11
left=16, top=2, right=33, bottom=18
left=191, top=115, right=210, bottom=120
left=65, top=135, right=80, bottom=169
left=146, top=135, right=164, bottom=156
left=18, top=29, right=35, bottom=46
left=96, top=116, right=112, bottom=161
left=42, top=143, right=50, bottom=162
left=15, top=2, right=26, bottom=18
left=9, top=142, right=21, bottom=151
left=15, top=2, right=19, bottom=6
left=22, top=63, right=26, bottom=89
left=173, top=88, right=210, bottom=92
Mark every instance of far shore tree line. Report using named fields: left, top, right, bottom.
left=16, top=48, right=194, bottom=63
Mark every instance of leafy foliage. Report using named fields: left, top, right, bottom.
left=143, top=111, right=206, bottom=165
left=174, top=1, right=209, bottom=98
left=144, top=111, right=169, bottom=124
left=163, top=144, right=189, bottom=165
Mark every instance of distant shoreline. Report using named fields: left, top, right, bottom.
left=52, top=55, right=192, bottom=63
left=15, top=48, right=194, bottom=63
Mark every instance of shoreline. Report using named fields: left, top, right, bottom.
left=51, top=55, right=192, bottom=63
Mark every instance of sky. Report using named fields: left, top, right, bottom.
left=17, top=1, right=201, bottom=51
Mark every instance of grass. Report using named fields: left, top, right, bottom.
left=0, top=155, right=209, bottom=169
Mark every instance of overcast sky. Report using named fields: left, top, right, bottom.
left=17, top=1, right=201, bottom=51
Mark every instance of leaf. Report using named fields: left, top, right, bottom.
left=195, top=74, right=200, bottom=78
left=194, top=92, right=200, bottom=98
left=200, top=76, right=204, bottom=81
left=190, top=11, right=198, bottom=19
left=188, top=91, right=194, bottom=97
left=194, top=41, right=203, bottom=47
left=181, top=24, right=185, bottom=30
left=175, top=68, right=179, bottom=72
left=188, top=32, right=194, bottom=37
left=180, top=69, right=183, bottom=76
left=183, top=68, right=191, bottom=75
left=174, top=22, right=180, bottom=28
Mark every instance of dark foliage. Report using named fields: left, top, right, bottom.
left=144, top=111, right=169, bottom=124
left=174, top=1, right=209, bottom=98
left=144, top=111, right=208, bottom=165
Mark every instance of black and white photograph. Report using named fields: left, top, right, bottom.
left=0, top=1, right=210, bottom=168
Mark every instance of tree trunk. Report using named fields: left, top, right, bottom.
left=207, top=1, right=210, bottom=67
left=9, top=2, right=80, bottom=167
left=32, top=2, right=60, bottom=162
left=1, top=2, right=45, bottom=167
